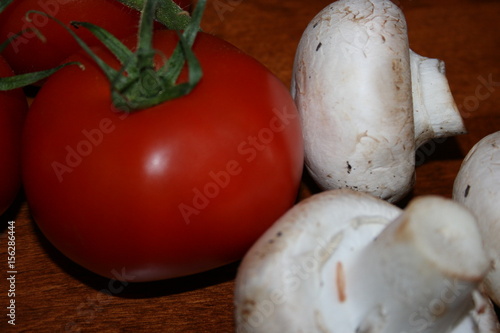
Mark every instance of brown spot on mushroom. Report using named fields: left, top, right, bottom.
left=347, top=161, right=352, bottom=174
left=343, top=1, right=374, bottom=22
left=464, top=185, right=471, bottom=198
left=477, top=303, right=487, bottom=315
left=316, top=42, right=323, bottom=52
left=238, top=299, right=257, bottom=323
left=392, top=58, right=404, bottom=92
left=344, top=6, right=353, bottom=15
left=336, top=261, right=347, bottom=303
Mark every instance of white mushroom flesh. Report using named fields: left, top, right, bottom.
left=234, top=189, right=496, bottom=333
left=349, top=196, right=488, bottom=333
left=453, top=131, right=500, bottom=307
left=291, top=0, right=465, bottom=202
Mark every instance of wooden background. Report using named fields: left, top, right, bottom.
left=1, top=0, right=499, bottom=332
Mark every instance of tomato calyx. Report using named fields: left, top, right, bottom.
left=30, top=0, right=203, bottom=112
left=84, top=0, right=204, bottom=112
left=0, top=0, right=201, bottom=102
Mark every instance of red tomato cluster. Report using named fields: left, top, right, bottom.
left=1, top=0, right=304, bottom=281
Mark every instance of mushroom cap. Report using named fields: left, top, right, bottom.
left=291, top=0, right=415, bottom=202
left=234, top=189, right=401, bottom=332
left=453, top=130, right=500, bottom=306
left=234, top=190, right=494, bottom=332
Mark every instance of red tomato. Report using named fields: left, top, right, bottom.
left=22, top=30, right=304, bottom=281
left=0, top=56, right=27, bottom=215
left=0, top=0, right=143, bottom=74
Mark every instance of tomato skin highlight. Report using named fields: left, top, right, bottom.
left=0, top=56, right=27, bottom=216
left=0, top=0, right=142, bottom=74
left=22, top=31, right=304, bottom=281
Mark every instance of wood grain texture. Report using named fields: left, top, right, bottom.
left=1, top=0, right=499, bottom=332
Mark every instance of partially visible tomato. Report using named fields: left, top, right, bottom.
left=0, top=0, right=143, bottom=74
left=22, top=30, right=304, bottom=281
left=0, top=56, right=27, bottom=216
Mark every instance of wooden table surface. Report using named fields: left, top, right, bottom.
left=1, top=0, right=499, bottom=332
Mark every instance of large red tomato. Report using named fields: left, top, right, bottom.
left=0, top=0, right=143, bottom=74
left=22, top=30, right=304, bottom=281
left=0, top=56, right=27, bottom=216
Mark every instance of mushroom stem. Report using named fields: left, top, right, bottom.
left=411, top=50, right=466, bottom=148
left=234, top=190, right=498, bottom=332
left=348, top=196, right=488, bottom=332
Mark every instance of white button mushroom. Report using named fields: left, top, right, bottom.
left=453, top=131, right=500, bottom=307
left=234, top=189, right=497, bottom=333
left=291, top=0, right=465, bottom=202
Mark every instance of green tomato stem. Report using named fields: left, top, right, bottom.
left=0, top=62, right=83, bottom=90
left=115, top=0, right=192, bottom=30
left=0, top=0, right=15, bottom=13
